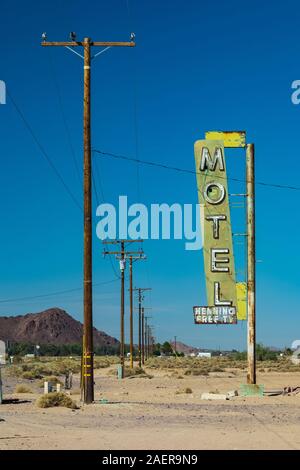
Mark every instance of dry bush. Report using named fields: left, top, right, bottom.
left=94, top=356, right=119, bottom=369
left=210, top=366, right=225, bottom=372
left=176, top=387, right=193, bottom=394
left=124, top=367, right=153, bottom=379
left=22, top=370, right=42, bottom=380
left=36, top=392, right=77, bottom=409
left=14, top=384, right=33, bottom=393
left=184, top=368, right=209, bottom=376
left=124, top=367, right=145, bottom=377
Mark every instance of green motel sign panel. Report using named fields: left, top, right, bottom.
left=194, top=139, right=237, bottom=324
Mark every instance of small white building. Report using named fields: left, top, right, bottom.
left=197, top=352, right=212, bottom=358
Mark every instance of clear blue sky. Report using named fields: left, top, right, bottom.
left=0, top=0, right=299, bottom=350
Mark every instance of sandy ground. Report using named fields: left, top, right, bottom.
left=1, top=366, right=300, bottom=450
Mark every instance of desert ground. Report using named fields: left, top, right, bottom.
left=0, top=356, right=300, bottom=450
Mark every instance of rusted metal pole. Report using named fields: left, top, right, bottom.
left=129, top=257, right=134, bottom=368
left=120, top=241, right=125, bottom=378
left=138, top=289, right=142, bottom=368
left=246, top=143, right=256, bottom=385
left=83, top=38, right=94, bottom=404
left=141, top=307, right=145, bottom=365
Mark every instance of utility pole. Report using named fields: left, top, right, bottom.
left=103, top=240, right=143, bottom=378
left=144, top=317, right=148, bottom=361
left=141, top=307, right=145, bottom=365
left=42, top=33, right=135, bottom=404
left=148, top=325, right=154, bottom=358
left=132, top=288, right=151, bottom=367
left=246, top=144, right=256, bottom=385
left=174, top=336, right=177, bottom=357
left=144, top=317, right=152, bottom=361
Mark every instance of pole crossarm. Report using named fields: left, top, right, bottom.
left=103, top=251, right=144, bottom=256
left=103, top=239, right=143, bottom=244
left=41, top=41, right=135, bottom=47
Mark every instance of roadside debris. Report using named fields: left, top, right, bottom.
left=264, top=386, right=300, bottom=397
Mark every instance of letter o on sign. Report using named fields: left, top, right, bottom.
left=204, top=182, right=226, bottom=205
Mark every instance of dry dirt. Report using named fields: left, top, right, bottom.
left=1, top=365, right=300, bottom=450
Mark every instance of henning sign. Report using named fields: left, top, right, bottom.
left=194, top=139, right=237, bottom=324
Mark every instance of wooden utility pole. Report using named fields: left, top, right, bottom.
left=144, top=317, right=152, bottom=360
left=103, top=240, right=143, bottom=378
left=141, top=307, right=145, bottom=365
left=246, top=144, right=256, bottom=384
left=174, top=336, right=177, bottom=356
left=42, top=34, right=135, bottom=404
left=144, top=316, right=148, bottom=361
left=133, top=288, right=151, bottom=367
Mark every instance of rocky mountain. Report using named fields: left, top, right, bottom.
left=170, top=341, right=201, bottom=355
left=0, top=308, right=119, bottom=347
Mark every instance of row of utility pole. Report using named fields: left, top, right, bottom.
left=103, top=241, right=154, bottom=378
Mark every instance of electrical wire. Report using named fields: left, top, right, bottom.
left=47, top=49, right=82, bottom=187
left=7, top=89, right=82, bottom=211
left=92, top=152, right=120, bottom=280
left=0, top=278, right=119, bottom=304
left=93, top=149, right=300, bottom=192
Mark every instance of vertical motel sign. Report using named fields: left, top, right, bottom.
left=194, top=138, right=237, bottom=324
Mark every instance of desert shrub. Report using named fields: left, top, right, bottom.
left=176, top=387, right=193, bottom=394
left=124, top=367, right=145, bottom=377
left=94, top=356, right=119, bottom=369
left=124, top=367, right=153, bottom=379
left=6, top=366, right=23, bottom=377
left=36, top=392, right=77, bottom=409
left=14, top=384, right=32, bottom=393
left=184, top=368, right=209, bottom=376
left=210, top=366, right=225, bottom=372
left=22, top=370, right=42, bottom=380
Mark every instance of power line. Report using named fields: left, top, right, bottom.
left=93, top=149, right=300, bottom=192
left=47, top=49, right=82, bottom=186
left=7, top=89, right=82, bottom=211
left=92, top=153, right=120, bottom=280
left=0, top=278, right=119, bottom=304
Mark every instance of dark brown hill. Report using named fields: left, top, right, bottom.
left=0, top=308, right=119, bottom=347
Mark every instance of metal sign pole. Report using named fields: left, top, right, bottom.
left=246, top=143, right=256, bottom=384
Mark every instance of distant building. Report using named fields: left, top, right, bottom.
left=197, top=352, right=211, bottom=358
